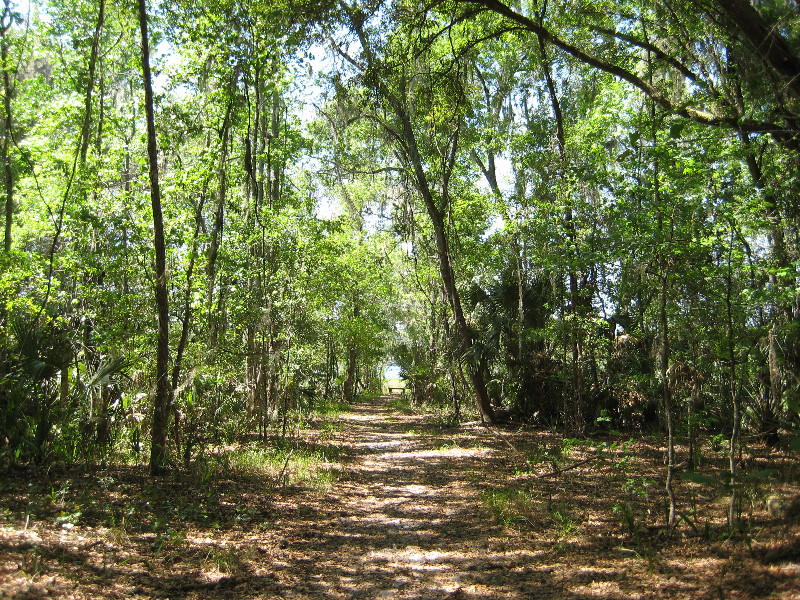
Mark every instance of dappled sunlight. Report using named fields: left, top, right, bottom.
left=1, top=396, right=797, bottom=599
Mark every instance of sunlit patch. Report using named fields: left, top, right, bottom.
left=570, top=579, right=641, bottom=598
left=367, top=545, right=457, bottom=569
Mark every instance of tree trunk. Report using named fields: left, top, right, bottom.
left=1, top=0, right=13, bottom=253
left=660, top=269, right=676, bottom=526
left=724, top=229, right=741, bottom=525
left=349, top=14, right=495, bottom=423
left=206, top=92, right=234, bottom=347
left=138, top=0, right=171, bottom=476
left=539, top=36, right=584, bottom=433
left=343, top=302, right=359, bottom=403
left=246, top=323, right=257, bottom=420
left=715, top=0, right=800, bottom=106
left=170, top=184, right=206, bottom=456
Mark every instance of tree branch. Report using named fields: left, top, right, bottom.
left=458, top=0, right=799, bottom=143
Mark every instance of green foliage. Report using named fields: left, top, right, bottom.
left=481, top=487, right=536, bottom=528
left=3, top=0, right=800, bottom=481
left=187, top=441, right=339, bottom=491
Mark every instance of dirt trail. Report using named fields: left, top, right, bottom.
left=267, top=396, right=532, bottom=599
left=2, top=395, right=798, bottom=599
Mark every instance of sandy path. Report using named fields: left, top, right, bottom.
left=265, top=397, right=546, bottom=599
left=4, top=396, right=797, bottom=599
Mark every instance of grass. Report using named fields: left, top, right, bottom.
left=481, top=486, right=586, bottom=538
left=434, top=440, right=461, bottom=451
left=481, top=487, right=538, bottom=528
left=312, top=400, right=350, bottom=421
left=193, top=442, right=339, bottom=490
left=549, top=503, right=581, bottom=536
left=387, top=396, right=415, bottom=414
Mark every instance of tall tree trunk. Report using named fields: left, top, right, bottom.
left=654, top=148, right=676, bottom=525
left=1, top=0, right=13, bottom=253
left=725, top=229, right=741, bottom=525
left=343, top=302, right=360, bottom=403
left=170, top=185, right=206, bottom=456
left=138, top=0, right=171, bottom=476
left=206, top=91, right=235, bottom=347
left=539, top=36, right=584, bottom=433
left=660, top=267, right=676, bottom=526
left=80, top=0, right=104, bottom=165
left=728, top=48, right=795, bottom=410
left=426, top=197, right=494, bottom=422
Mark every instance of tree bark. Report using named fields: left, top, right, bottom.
left=661, top=267, right=676, bottom=526
left=724, top=229, right=741, bottom=525
left=138, top=0, right=171, bottom=476
left=80, top=0, right=105, bottom=165
left=343, top=301, right=360, bottom=403
left=423, top=184, right=494, bottom=423
left=1, top=0, right=13, bottom=253
left=539, top=36, right=584, bottom=433
left=715, top=0, right=800, bottom=105
left=206, top=90, right=235, bottom=347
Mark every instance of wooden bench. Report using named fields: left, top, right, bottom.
left=388, top=387, right=406, bottom=395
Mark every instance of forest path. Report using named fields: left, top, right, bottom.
left=2, top=396, right=797, bottom=599
left=265, top=395, right=544, bottom=599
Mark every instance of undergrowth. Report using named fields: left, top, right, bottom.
left=191, top=442, right=339, bottom=490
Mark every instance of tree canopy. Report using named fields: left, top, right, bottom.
left=1, top=0, right=799, bottom=521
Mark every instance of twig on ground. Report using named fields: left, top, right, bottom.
left=485, top=426, right=526, bottom=458
left=536, top=455, right=600, bottom=478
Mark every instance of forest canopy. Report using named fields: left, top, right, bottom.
left=1, top=0, right=799, bottom=508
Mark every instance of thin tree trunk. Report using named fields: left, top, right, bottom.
left=170, top=185, right=207, bottom=455
left=138, top=0, right=171, bottom=476
left=246, top=323, right=256, bottom=419
left=656, top=166, right=676, bottom=527
left=725, top=229, right=741, bottom=525
left=207, top=91, right=235, bottom=347
left=661, top=268, right=676, bottom=526
left=1, top=0, right=13, bottom=253
left=539, top=35, right=584, bottom=433
left=171, top=190, right=206, bottom=394
left=343, top=301, right=360, bottom=402
left=80, top=0, right=104, bottom=165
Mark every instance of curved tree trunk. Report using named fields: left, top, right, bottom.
left=424, top=195, right=494, bottom=423
left=348, top=12, right=495, bottom=423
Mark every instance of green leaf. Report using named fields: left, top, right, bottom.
left=669, top=122, right=685, bottom=138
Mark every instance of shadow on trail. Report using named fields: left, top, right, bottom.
left=262, top=396, right=578, bottom=599
left=4, top=397, right=792, bottom=599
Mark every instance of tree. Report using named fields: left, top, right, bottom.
left=336, top=3, right=497, bottom=422
left=137, top=0, right=170, bottom=476
left=1, top=0, right=18, bottom=252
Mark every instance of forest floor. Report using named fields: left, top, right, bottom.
left=1, top=395, right=799, bottom=599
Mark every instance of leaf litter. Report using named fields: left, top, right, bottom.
left=1, top=396, right=798, bottom=599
